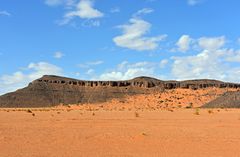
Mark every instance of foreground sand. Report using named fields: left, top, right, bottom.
left=1, top=108, right=240, bottom=157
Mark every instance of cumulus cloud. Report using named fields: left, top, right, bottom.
left=113, top=13, right=167, bottom=51
left=171, top=36, right=240, bottom=82
left=0, top=11, right=11, bottom=16
left=225, top=50, right=240, bottom=62
left=54, top=51, right=65, bottom=59
left=198, top=36, right=226, bottom=50
left=176, top=35, right=192, bottom=52
left=98, top=60, right=168, bottom=81
left=0, top=62, right=63, bottom=95
left=61, top=0, right=104, bottom=25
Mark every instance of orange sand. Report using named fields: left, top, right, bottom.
left=1, top=88, right=240, bottom=157
left=1, top=108, right=240, bottom=157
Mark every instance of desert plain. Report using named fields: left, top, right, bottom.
left=1, top=88, right=240, bottom=157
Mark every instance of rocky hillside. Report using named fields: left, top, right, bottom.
left=202, top=91, right=240, bottom=108
left=0, top=75, right=239, bottom=107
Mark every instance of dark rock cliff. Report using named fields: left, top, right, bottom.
left=0, top=75, right=239, bottom=107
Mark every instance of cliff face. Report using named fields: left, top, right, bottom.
left=0, top=75, right=239, bottom=107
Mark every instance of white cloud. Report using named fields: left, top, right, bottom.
left=86, top=69, right=94, bottom=75
left=110, top=7, right=120, bottom=13
left=225, top=50, right=240, bottom=62
left=0, top=62, right=63, bottom=95
left=113, top=17, right=167, bottom=51
left=98, top=61, right=165, bottom=81
left=198, top=36, right=226, bottom=50
left=54, top=51, right=65, bottom=59
left=45, top=0, right=63, bottom=6
left=160, top=59, right=168, bottom=68
left=0, top=11, right=11, bottom=16
left=133, top=8, right=154, bottom=17
left=87, top=60, right=104, bottom=65
left=61, top=0, right=104, bottom=25
left=78, top=60, right=104, bottom=68
left=113, top=8, right=167, bottom=51
left=45, top=0, right=76, bottom=7
left=172, top=50, right=226, bottom=80
left=176, top=35, right=192, bottom=52
left=187, top=0, right=201, bottom=6
left=171, top=36, right=240, bottom=82
left=81, top=19, right=100, bottom=27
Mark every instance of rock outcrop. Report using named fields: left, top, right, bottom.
left=0, top=75, right=239, bottom=107
left=202, top=91, right=240, bottom=108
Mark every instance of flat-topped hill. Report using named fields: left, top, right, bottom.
left=0, top=75, right=239, bottom=107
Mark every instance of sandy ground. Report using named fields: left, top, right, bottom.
left=1, top=107, right=240, bottom=157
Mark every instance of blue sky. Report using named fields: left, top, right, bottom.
left=0, top=0, right=240, bottom=94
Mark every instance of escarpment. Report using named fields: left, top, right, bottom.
left=0, top=75, right=240, bottom=108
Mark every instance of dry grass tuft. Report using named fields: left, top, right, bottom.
left=194, top=108, right=200, bottom=115
left=27, top=109, right=32, bottom=113
left=135, top=112, right=140, bottom=118
left=208, top=110, right=213, bottom=114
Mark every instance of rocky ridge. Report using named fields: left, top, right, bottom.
left=0, top=75, right=239, bottom=107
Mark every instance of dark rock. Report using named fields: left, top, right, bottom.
left=202, top=91, right=240, bottom=108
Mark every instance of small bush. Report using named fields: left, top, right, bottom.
left=27, top=109, right=32, bottom=113
left=208, top=110, right=213, bottom=114
left=194, top=108, right=200, bottom=115
left=142, top=132, right=147, bottom=136
left=186, top=103, right=193, bottom=109
left=135, top=112, right=140, bottom=117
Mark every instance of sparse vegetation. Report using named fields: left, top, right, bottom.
left=186, top=103, right=193, bottom=109
left=208, top=110, right=213, bottom=114
left=142, top=132, right=147, bottom=136
left=194, top=108, right=200, bottom=115
left=27, top=109, right=32, bottom=113
left=135, top=112, right=140, bottom=117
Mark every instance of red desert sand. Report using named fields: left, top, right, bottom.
left=1, top=88, right=240, bottom=157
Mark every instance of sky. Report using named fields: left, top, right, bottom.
left=0, top=0, right=240, bottom=95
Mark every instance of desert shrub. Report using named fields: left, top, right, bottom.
left=135, top=112, right=140, bottom=117
left=186, top=103, right=193, bottom=109
left=208, top=110, right=213, bottom=114
left=142, top=132, right=147, bottom=136
left=27, top=109, right=32, bottom=113
left=195, top=108, right=200, bottom=115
